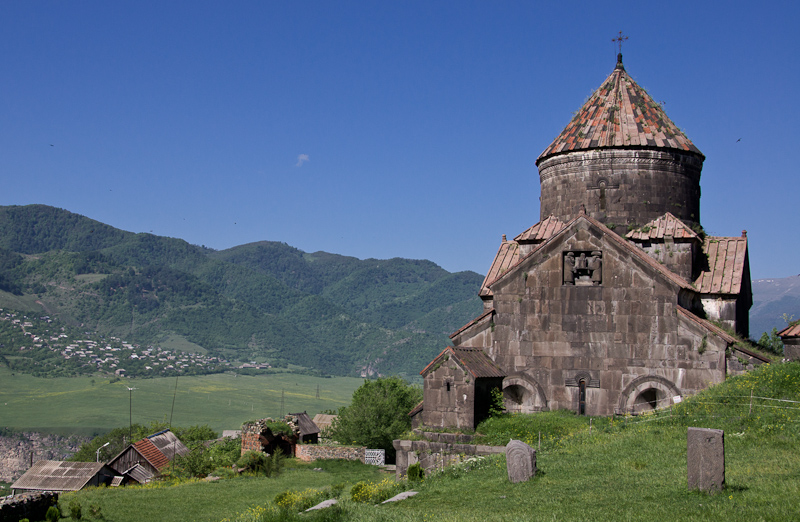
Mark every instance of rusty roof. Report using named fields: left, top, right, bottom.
left=147, top=429, right=189, bottom=460
left=626, top=212, right=699, bottom=241
left=515, top=215, right=567, bottom=242
left=421, top=346, right=505, bottom=379
left=779, top=323, right=800, bottom=338
left=537, top=56, right=703, bottom=164
left=133, top=438, right=169, bottom=470
left=11, top=461, right=107, bottom=492
left=479, top=238, right=520, bottom=298
left=694, top=236, right=748, bottom=295
left=408, top=400, right=423, bottom=417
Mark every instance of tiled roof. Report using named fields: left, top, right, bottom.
left=626, top=212, right=699, bottom=241
left=779, top=323, right=800, bottom=338
left=537, top=56, right=703, bottom=163
left=479, top=238, right=520, bottom=297
left=453, top=347, right=506, bottom=378
left=515, top=215, right=567, bottom=243
left=133, top=438, right=169, bottom=470
left=421, top=346, right=505, bottom=379
left=694, top=236, right=748, bottom=295
left=11, top=461, right=106, bottom=492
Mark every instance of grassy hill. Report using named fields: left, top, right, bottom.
left=0, top=204, right=484, bottom=377
left=57, top=361, right=800, bottom=521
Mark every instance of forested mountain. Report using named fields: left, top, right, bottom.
left=0, top=204, right=484, bottom=377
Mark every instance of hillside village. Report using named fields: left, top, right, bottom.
left=1, top=310, right=240, bottom=378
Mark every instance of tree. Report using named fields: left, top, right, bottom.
left=329, top=376, right=421, bottom=458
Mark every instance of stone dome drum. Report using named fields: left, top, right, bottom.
left=535, top=55, right=705, bottom=228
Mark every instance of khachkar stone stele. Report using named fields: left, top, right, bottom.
left=687, top=427, right=725, bottom=492
left=506, top=439, right=537, bottom=483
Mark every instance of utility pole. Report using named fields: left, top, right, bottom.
left=127, top=387, right=137, bottom=441
left=280, top=389, right=285, bottom=418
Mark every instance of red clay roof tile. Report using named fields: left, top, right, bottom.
left=537, top=58, right=703, bottom=164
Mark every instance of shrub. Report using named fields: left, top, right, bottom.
left=45, top=506, right=61, bottom=522
left=407, top=462, right=424, bottom=483
left=237, top=450, right=271, bottom=476
left=68, top=499, right=82, bottom=520
left=349, top=477, right=404, bottom=503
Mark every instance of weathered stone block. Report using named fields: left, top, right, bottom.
left=687, top=427, right=724, bottom=492
left=506, top=439, right=537, bottom=483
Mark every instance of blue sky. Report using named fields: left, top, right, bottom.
left=2, top=1, right=798, bottom=279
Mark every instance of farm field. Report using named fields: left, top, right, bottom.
left=0, top=367, right=363, bottom=436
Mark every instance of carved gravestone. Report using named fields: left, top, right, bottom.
left=506, top=439, right=537, bottom=483
left=687, top=427, right=725, bottom=492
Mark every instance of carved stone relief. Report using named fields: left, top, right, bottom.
left=563, top=250, right=602, bottom=286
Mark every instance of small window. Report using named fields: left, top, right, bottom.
left=446, top=381, right=451, bottom=392
left=578, top=379, right=586, bottom=415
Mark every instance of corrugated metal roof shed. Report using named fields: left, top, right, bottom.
left=123, top=463, right=155, bottom=484
left=11, top=461, right=110, bottom=492
left=147, top=429, right=190, bottom=460
left=289, top=412, right=320, bottom=436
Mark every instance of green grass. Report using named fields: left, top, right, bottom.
left=40, top=364, right=800, bottom=521
left=0, top=366, right=362, bottom=436
left=60, top=460, right=385, bottom=522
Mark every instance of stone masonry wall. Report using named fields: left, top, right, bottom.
left=240, top=431, right=262, bottom=456
left=295, top=445, right=365, bottom=463
left=0, top=492, right=58, bottom=522
left=393, top=439, right=505, bottom=480
left=538, top=149, right=702, bottom=227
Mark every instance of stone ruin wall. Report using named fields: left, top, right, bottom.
left=393, top=438, right=505, bottom=480
left=295, top=445, right=365, bottom=463
left=0, top=492, right=58, bottom=522
left=0, top=432, right=89, bottom=482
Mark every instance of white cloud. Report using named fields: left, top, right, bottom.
left=295, top=154, right=310, bottom=167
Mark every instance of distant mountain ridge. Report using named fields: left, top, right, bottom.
left=751, top=275, right=800, bottom=338
left=0, top=204, right=484, bottom=377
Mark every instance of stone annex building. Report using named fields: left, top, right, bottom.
left=416, top=54, right=769, bottom=429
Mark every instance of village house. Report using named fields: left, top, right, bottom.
left=418, top=52, right=768, bottom=429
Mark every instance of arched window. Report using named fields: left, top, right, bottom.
left=578, top=379, right=587, bottom=415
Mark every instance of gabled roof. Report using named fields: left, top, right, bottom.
left=311, top=414, right=337, bottom=431
left=12, top=461, right=107, bottom=492
left=694, top=236, right=748, bottom=295
left=289, top=412, right=320, bottom=436
left=122, top=463, right=154, bottom=484
left=626, top=212, right=699, bottom=241
left=421, top=346, right=505, bottom=379
left=486, top=211, right=695, bottom=295
left=779, top=323, right=800, bottom=338
left=515, top=215, right=567, bottom=242
left=408, top=400, right=424, bottom=417
left=147, top=429, right=189, bottom=460
left=133, top=438, right=169, bottom=470
left=537, top=56, right=703, bottom=164
left=479, top=238, right=520, bottom=298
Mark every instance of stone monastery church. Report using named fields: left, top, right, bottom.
left=416, top=53, right=768, bottom=429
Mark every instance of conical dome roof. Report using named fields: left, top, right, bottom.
left=536, top=56, right=703, bottom=164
